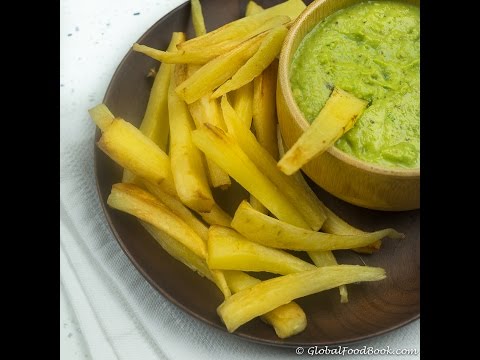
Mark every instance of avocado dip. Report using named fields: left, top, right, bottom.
left=290, top=1, right=419, bottom=169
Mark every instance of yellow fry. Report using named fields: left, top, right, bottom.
left=277, top=128, right=360, bottom=301
left=142, top=221, right=208, bottom=275
left=223, top=270, right=306, bottom=339
left=217, top=265, right=386, bottom=332
left=252, top=60, right=280, bottom=159
left=187, top=64, right=227, bottom=131
left=249, top=195, right=268, bottom=214
left=142, top=222, right=231, bottom=299
left=187, top=66, right=231, bottom=189
left=88, top=103, right=114, bottom=131
left=139, top=32, right=185, bottom=151
left=142, top=179, right=209, bottom=242
left=133, top=43, right=221, bottom=65
left=207, top=226, right=315, bottom=274
left=132, top=16, right=289, bottom=65
left=146, top=165, right=231, bottom=227
left=223, top=270, right=257, bottom=292
left=231, top=201, right=403, bottom=251
left=276, top=127, right=380, bottom=254
left=197, top=204, right=233, bottom=227
left=232, top=82, right=253, bottom=128
left=321, top=206, right=366, bottom=236
left=107, top=183, right=207, bottom=259
left=175, top=33, right=266, bottom=104
left=122, top=32, right=185, bottom=184
left=191, top=0, right=206, bottom=37
left=191, top=124, right=310, bottom=228
left=168, top=64, right=214, bottom=212
left=261, top=302, right=307, bottom=339
left=221, top=96, right=326, bottom=230
left=278, top=88, right=368, bottom=175
left=212, top=26, right=288, bottom=98
left=320, top=204, right=382, bottom=254
left=205, top=159, right=231, bottom=189
left=121, top=170, right=138, bottom=184
left=245, top=1, right=264, bottom=16
left=178, top=0, right=305, bottom=51
left=97, top=118, right=174, bottom=188
left=306, top=251, right=348, bottom=303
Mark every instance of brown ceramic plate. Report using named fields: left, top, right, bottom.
left=95, top=0, right=420, bottom=347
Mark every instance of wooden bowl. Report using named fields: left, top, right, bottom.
left=277, top=0, right=420, bottom=211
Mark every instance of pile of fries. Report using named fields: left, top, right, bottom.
left=89, top=0, right=403, bottom=339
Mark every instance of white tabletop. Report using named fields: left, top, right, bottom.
left=60, top=0, right=420, bottom=359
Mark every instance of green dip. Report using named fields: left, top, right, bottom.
left=290, top=1, right=420, bottom=168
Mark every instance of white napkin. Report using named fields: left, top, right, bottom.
left=60, top=0, right=420, bottom=359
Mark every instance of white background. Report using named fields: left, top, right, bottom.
left=60, top=0, right=420, bottom=359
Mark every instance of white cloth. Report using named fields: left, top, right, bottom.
left=60, top=0, right=420, bottom=359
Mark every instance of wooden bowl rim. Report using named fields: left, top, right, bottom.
left=278, top=0, right=420, bottom=179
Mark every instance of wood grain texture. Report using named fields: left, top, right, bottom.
left=94, top=0, right=419, bottom=347
left=277, top=0, right=420, bottom=211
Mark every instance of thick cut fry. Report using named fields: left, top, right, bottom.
left=207, top=226, right=315, bottom=274
left=252, top=60, right=279, bottom=159
left=187, top=85, right=224, bottom=130
left=97, top=118, right=175, bottom=189
left=187, top=65, right=227, bottom=131
left=121, top=170, right=138, bottom=184
left=191, top=0, right=206, bottom=36
left=205, top=159, right=231, bottom=189
left=277, top=127, right=380, bottom=253
left=217, top=265, right=386, bottom=332
left=122, top=33, right=186, bottom=185
left=261, top=301, right=306, bottom=339
left=107, top=183, right=207, bottom=259
left=178, top=0, right=305, bottom=51
left=306, top=251, right=348, bottom=303
left=278, top=88, right=368, bottom=175
left=143, top=180, right=209, bottom=242
left=223, top=271, right=306, bottom=339
left=187, top=66, right=231, bottom=189
left=176, top=33, right=267, bottom=104
left=250, top=196, right=268, bottom=214
left=133, top=43, right=214, bottom=65
left=232, top=82, right=253, bottom=128
left=193, top=128, right=231, bottom=188
left=276, top=130, right=350, bottom=301
left=221, top=97, right=326, bottom=230
left=197, top=204, right=232, bottom=227
left=132, top=16, right=289, bottom=65
left=276, top=124, right=287, bottom=156
left=142, top=222, right=231, bottom=299
left=320, top=204, right=381, bottom=254
left=141, top=222, right=209, bottom=276
left=231, top=201, right=403, bottom=251
left=279, top=134, right=350, bottom=302
left=321, top=206, right=365, bottom=236
left=169, top=64, right=214, bottom=212
left=212, top=26, right=287, bottom=98
left=139, top=32, right=185, bottom=151
left=245, top=1, right=264, bottom=16
left=191, top=124, right=310, bottom=228
left=88, top=103, right=114, bottom=131
left=223, top=270, right=258, bottom=292
left=208, top=271, right=231, bottom=299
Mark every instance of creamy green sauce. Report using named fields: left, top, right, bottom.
left=290, top=1, right=419, bottom=168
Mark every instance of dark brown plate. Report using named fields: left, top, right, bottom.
left=95, top=0, right=419, bottom=347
